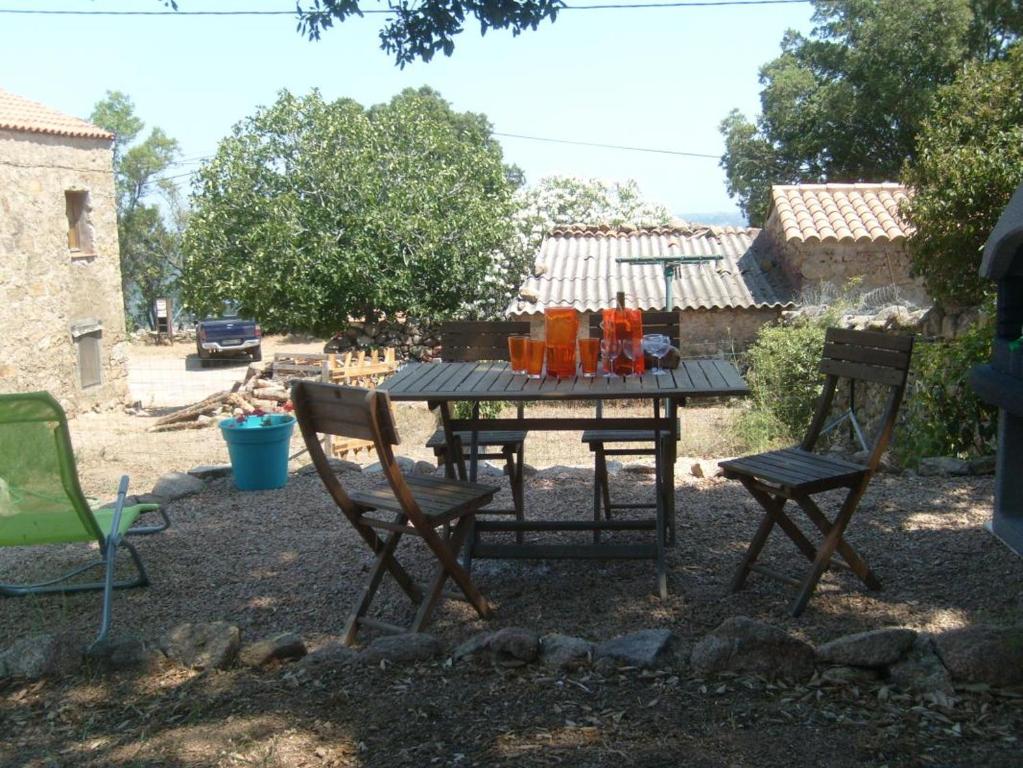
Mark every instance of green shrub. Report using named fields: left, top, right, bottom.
left=898, top=319, right=997, bottom=464
left=739, top=316, right=833, bottom=445
left=450, top=399, right=505, bottom=421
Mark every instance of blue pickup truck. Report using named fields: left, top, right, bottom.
left=195, top=307, right=262, bottom=367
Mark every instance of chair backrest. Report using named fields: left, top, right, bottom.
left=0, top=392, right=101, bottom=547
left=438, top=320, right=532, bottom=362
left=291, top=381, right=428, bottom=526
left=587, top=311, right=681, bottom=347
left=802, top=328, right=915, bottom=471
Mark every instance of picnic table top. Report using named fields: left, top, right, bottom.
left=379, top=359, right=748, bottom=402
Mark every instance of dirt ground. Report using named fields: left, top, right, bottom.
left=4, top=354, right=1022, bottom=767
left=2, top=442, right=1022, bottom=765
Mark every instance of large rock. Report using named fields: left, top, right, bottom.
left=540, top=634, right=593, bottom=670
left=594, top=629, right=677, bottom=669
left=86, top=637, right=164, bottom=674
left=918, top=457, right=971, bottom=477
left=453, top=627, right=540, bottom=665
left=239, top=632, right=307, bottom=667
left=151, top=472, right=205, bottom=501
left=816, top=628, right=917, bottom=668
left=933, top=625, right=1023, bottom=686
left=358, top=634, right=443, bottom=665
left=413, top=460, right=438, bottom=476
left=0, top=633, right=82, bottom=679
left=162, top=622, right=240, bottom=670
left=690, top=617, right=815, bottom=681
left=297, top=641, right=357, bottom=671
left=187, top=464, right=233, bottom=481
left=889, top=636, right=953, bottom=694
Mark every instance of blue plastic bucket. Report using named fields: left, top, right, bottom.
left=219, top=414, right=296, bottom=491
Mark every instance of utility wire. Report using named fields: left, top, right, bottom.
left=494, top=132, right=719, bottom=158
left=0, top=0, right=811, bottom=17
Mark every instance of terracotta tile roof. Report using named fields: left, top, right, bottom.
left=770, top=183, right=913, bottom=245
left=509, top=223, right=796, bottom=315
left=0, top=88, right=113, bottom=141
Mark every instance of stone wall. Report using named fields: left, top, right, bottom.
left=520, top=306, right=784, bottom=357
left=762, top=207, right=927, bottom=306
left=0, top=130, right=128, bottom=413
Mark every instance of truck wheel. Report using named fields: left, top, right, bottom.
left=197, top=344, right=211, bottom=368
left=251, top=346, right=262, bottom=363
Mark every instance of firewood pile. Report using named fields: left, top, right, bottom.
left=146, top=364, right=294, bottom=433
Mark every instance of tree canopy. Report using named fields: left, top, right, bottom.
left=902, top=44, right=1023, bottom=309
left=90, top=91, right=183, bottom=329
left=161, top=0, right=562, bottom=67
left=179, top=87, right=518, bottom=334
left=719, top=0, right=1022, bottom=225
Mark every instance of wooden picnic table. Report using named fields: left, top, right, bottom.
left=379, top=359, right=749, bottom=597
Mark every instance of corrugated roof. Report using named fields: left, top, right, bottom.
left=0, top=88, right=113, bottom=141
left=770, top=183, right=912, bottom=245
left=509, top=223, right=796, bottom=315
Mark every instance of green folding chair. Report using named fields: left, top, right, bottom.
left=0, top=392, right=169, bottom=645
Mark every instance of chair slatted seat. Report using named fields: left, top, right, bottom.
left=428, top=320, right=530, bottom=536
left=293, top=381, right=497, bottom=645
left=582, top=311, right=682, bottom=535
left=719, top=328, right=915, bottom=616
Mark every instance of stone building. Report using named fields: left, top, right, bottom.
left=508, top=223, right=796, bottom=356
left=509, top=183, right=926, bottom=355
left=0, top=89, right=128, bottom=413
left=762, top=183, right=924, bottom=304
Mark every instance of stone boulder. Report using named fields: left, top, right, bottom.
left=540, top=634, right=593, bottom=670
left=453, top=627, right=540, bottom=666
left=889, top=636, right=953, bottom=694
left=239, top=632, right=307, bottom=667
left=816, top=628, right=917, bottom=668
left=357, top=633, right=444, bottom=665
left=86, top=637, right=165, bottom=674
left=1, top=633, right=83, bottom=679
left=151, top=472, right=205, bottom=502
left=918, top=457, right=971, bottom=477
left=413, top=460, right=438, bottom=476
left=162, top=622, right=240, bottom=670
left=933, top=625, right=1023, bottom=686
left=298, top=641, right=358, bottom=671
left=594, top=629, right=677, bottom=669
left=690, top=617, right=815, bottom=681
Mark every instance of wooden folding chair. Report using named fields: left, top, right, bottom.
left=427, top=321, right=529, bottom=535
left=292, top=381, right=498, bottom=645
left=582, top=312, right=681, bottom=540
left=719, top=328, right=915, bottom=616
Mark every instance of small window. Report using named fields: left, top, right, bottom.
left=77, top=330, right=102, bottom=388
left=65, top=190, right=96, bottom=255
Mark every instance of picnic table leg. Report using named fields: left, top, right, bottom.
left=653, top=398, right=668, bottom=599
left=437, top=401, right=467, bottom=481
left=469, top=400, right=480, bottom=482
left=666, top=397, right=680, bottom=546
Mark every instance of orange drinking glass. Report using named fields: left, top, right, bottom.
left=524, top=339, right=546, bottom=378
left=546, top=345, right=576, bottom=378
left=579, top=338, right=600, bottom=377
left=507, top=334, right=529, bottom=374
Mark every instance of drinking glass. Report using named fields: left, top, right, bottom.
left=618, top=340, right=635, bottom=376
left=578, top=338, right=600, bottom=377
left=507, top=335, right=529, bottom=374
left=642, top=333, right=672, bottom=375
left=600, top=338, right=621, bottom=378
left=525, top=339, right=546, bottom=378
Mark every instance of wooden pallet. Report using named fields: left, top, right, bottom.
left=320, top=349, right=399, bottom=459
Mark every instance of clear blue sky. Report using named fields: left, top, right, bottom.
left=0, top=0, right=814, bottom=223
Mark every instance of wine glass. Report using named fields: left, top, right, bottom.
left=600, top=338, right=621, bottom=378
left=642, top=333, right=671, bottom=375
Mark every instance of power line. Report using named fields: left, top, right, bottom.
left=0, top=0, right=811, bottom=17
left=494, top=132, right=719, bottom=158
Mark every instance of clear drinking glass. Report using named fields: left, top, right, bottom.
left=600, top=338, right=621, bottom=378
left=642, top=333, right=671, bottom=375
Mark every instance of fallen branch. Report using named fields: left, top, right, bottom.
left=154, top=391, right=232, bottom=427
left=148, top=419, right=212, bottom=433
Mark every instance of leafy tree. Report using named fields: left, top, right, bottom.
left=160, top=0, right=562, bottom=67
left=720, top=0, right=1022, bottom=225
left=90, top=91, right=183, bottom=328
left=180, top=87, right=518, bottom=334
left=902, top=45, right=1023, bottom=308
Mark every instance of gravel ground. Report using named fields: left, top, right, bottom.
left=4, top=399, right=1023, bottom=767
